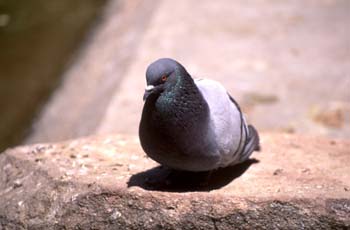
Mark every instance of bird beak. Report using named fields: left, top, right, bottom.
left=143, top=85, right=154, bottom=101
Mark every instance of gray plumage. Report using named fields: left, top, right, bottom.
left=139, top=58, right=260, bottom=172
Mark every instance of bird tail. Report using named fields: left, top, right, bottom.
left=238, top=125, right=260, bottom=163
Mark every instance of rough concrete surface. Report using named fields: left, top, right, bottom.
left=1, top=134, right=349, bottom=229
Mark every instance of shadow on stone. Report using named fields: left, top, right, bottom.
left=127, top=158, right=259, bottom=192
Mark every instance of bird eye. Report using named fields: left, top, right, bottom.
left=161, top=75, right=167, bottom=82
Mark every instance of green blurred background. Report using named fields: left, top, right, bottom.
left=0, top=0, right=106, bottom=152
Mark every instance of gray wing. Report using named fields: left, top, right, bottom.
left=227, top=94, right=260, bottom=163
left=195, top=78, right=259, bottom=167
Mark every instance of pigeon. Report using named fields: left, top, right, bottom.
left=139, top=58, right=260, bottom=172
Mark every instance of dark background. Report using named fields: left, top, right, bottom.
left=0, top=0, right=106, bottom=151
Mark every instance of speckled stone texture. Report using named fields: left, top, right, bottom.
left=1, top=134, right=349, bottom=229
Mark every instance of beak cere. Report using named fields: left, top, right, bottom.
left=145, top=85, right=155, bottom=91
left=143, top=85, right=155, bottom=101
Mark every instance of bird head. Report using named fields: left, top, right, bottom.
left=143, top=58, right=188, bottom=101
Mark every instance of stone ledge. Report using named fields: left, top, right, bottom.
left=0, top=134, right=349, bottom=229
